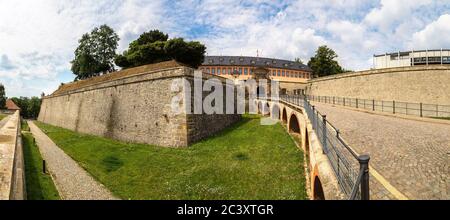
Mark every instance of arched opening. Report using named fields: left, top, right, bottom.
left=305, top=128, right=311, bottom=171
left=271, top=105, right=280, bottom=120
left=264, top=103, right=270, bottom=116
left=313, top=176, right=325, bottom=200
left=258, top=102, right=263, bottom=114
left=282, top=108, right=288, bottom=124
left=257, top=86, right=266, bottom=98
left=289, top=114, right=300, bottom=133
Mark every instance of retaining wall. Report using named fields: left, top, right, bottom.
left=307, top=66, right=450, bottom=105
left=38, top=61, right=240, bottom=147
left=0, top=111, right=25, bottom=200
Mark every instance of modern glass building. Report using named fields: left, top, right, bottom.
left=373, top=49, right=450, bottom=69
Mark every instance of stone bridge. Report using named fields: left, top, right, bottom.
left=256, top=97, right=449, bottom=200
left=255, top=98, right=347, bottom=200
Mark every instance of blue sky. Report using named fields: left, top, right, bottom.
left=1, top=0, right=450, bottom=97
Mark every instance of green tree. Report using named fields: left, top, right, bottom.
left=115, top=30, right=206, bottom=69
left=294, top=58, right=304, bottom=65
left=307, top=45, right=344, bottom=77
left=71, top=25, right=120, bottom=80
left=10, top=96, right=42, bottom=119
left=0, top=83, right=6, bottom=109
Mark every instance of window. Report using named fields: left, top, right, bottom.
left=239, top=57, right=244, bottom=62
left=272, top=70, right=276, bottom=76
left=277, top=70, right=281, bottom=76
left=251, top=60, right=256, bottom=64
left=209, top=59, right=214, bottom=64
left=250, top=68, right=254, bottom=75
left=296, top=73, right=299, bottom=78
left=222, top=68, right=226, bottom=74
left=282, top=70, right=285, bottom=77
left=239, top=68, right=242, bottom=75
left=211, top=68, right=215, bottom=74
left=228, top=68, right=232, bottom=74
left=206, top=68, right=210, bottom=73
left=244, top=68, right=248, bottom=75
left=217, top=68, right=221, bottom=75
left=230, top=59, right=235, bottom=64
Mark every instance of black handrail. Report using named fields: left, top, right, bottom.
left=263, top=95, right=370, bottom=200
left=307, top=95, right=450, bottom=118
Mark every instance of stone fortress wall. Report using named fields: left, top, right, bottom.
left=306, top=65, right=450, bottom=105
left=38, top=61, right=240, bottom=147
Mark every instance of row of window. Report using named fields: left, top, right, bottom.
left=412, top=56, right=450, bottom=63
left=201, top=66, right=310, bottom=79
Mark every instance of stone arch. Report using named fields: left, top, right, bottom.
left=304, top=128, right=311, bottom=171
left=258, top=101, right=263, bottom=114
left=264, top=103, right=270, bottom=116
left=257, top=86, right=266, bottom=98
left=289, top=114, right=300, bottom=134
left=271, top=104, right=280, bottom=120
left=282, top=108, right=288, bottom=124
left=313, top=176, right=325, bottom=200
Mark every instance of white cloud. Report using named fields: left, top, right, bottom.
left=410, top=14, right=450, bottom=49
left=364, top=0, right=433, bottom=32
left=0, top=0, right=449, bottom=97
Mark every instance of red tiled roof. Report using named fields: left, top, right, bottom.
left=5, top=99, right=20, bottom=110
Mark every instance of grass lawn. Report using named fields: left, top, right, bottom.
left=0, top=113, right=6, bottom=121
left=34, top=114, right=307, bottom=200
left=22, top=132, right=60, bottom=200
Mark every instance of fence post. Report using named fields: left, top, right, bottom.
left=43, top=160, right=46, bottom=174
left=343, top=98, right=346, bottom=106
left=356, top=98, right=358, bottom=108
left=322, top=115, right=328, bottom=154
left=333, top=96, right=335, bottom=105
left=393, top=101, right=396, bottom=114
left=420, top=103, right=423, bottom=117
left=372, top=99, right=375, bottom=111
left=358, top=155, right=370, bottom=200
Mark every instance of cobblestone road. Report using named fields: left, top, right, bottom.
left=312, top=102, right=450, bottom=200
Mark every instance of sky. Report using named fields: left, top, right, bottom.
left=1, top=0, right=450, bottom=97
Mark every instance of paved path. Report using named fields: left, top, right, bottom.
left=28, top=121, right=118, bottom=200
left=312, top=102, right=450, bottom=200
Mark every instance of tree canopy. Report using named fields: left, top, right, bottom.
left=307, top=45, right=345, bottom=77
left=0, top=83, right=5, bottom=109
left=71, top=25, right=120, bottom=80
left=115, top=30, right=206, bottom=69
left=10, top=96, right=41, bottom=119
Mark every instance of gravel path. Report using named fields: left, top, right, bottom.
left=28, top=121, right=118, bottom=200
left=312, top=102, right=450, bottom=200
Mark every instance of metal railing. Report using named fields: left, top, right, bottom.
left=271, top=95, right=370, bottom=200
left=308, top=95, right=450, bottom=118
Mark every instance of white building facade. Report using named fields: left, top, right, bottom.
left=373, top=49, right=450, bottom=69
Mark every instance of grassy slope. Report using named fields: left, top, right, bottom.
left=22, top=132, right=60, bottom=200
left=35, top=115, right=307, bottom=200
left=0, top=114, right=6, bottom=121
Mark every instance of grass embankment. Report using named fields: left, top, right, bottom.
left=22, top=131, right=60, bottom=200
left=431, top=117, right=450, bottom=121
left=0, top=113, right=6, bottom=121
left=35, top=115, right=307, bottom=200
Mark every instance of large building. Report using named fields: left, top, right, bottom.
left=200, top=56, right=312, bottom=95
left=373, top=49, right=450, bottom=69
